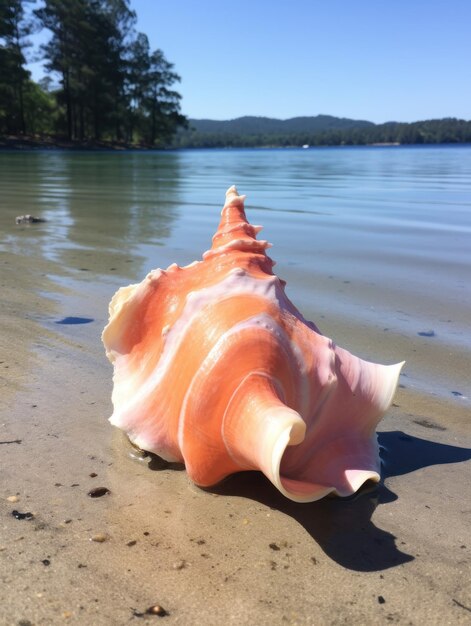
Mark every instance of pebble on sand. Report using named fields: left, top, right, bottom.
left=87, top=487, right=110, bottom=498
left=90, top=533, right=109, bottom=543
left=132, top=605, right=169, bottom=618
left=11, top=510, right=34, bottom=520
left=146, top=605, right=169, bottom=616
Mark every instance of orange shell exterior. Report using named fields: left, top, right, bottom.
left=102, top=186, right=403, bottom=502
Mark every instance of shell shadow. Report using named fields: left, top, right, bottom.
left=205, top=430, right=471, bottom=572
left=209, top=471, right=405, bottom=572
left=378, top=430, right=471, bottom=478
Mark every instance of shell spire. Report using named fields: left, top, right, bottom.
left=204, top=185, right=271, bottom=262
left=102, top=187, right=404, bottom=503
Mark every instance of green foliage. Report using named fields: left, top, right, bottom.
left=0, top=0, right=34, bottom=134
left=124, top=33, right=186, bottom=144
left=173, top=116, right=471, bottom=148
left=23, top=78, right=56, bottom=133
left=0, top=0, right=186, bottom=143
left=189, top=115, right=374, bottom=135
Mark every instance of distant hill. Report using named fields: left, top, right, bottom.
left=173, top=115, right=471, bottom=148
left=187, top=115, right=374, bottom=135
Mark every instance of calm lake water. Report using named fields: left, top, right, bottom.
left=1, top=145, right=470, bottom=407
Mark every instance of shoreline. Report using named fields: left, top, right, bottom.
left=2, top=134, right=471, bottom=151
left=0, top=134, right=157, bottom=151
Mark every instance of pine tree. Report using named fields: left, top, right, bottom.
left=1, top=0, right=187, bottom=144
left=0, top=0, right=33, bottom=134
left=144, top=48, right=186, bottom=145
left=35, top=0, right=136, bottom=140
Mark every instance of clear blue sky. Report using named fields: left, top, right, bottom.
left=30, top=0, right=471, bottom=123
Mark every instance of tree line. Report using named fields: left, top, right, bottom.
left=173, top=117, right=471, bottom=148
left=2, top=2, right=469, bottom=150
left=0, top=0, right=187, bottom=145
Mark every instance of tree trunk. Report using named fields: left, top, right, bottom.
left=79, top=103, right=84, bottom=141
left=94, top=91, right=100, bottom=140
left=17, top=79, right=26, bottom=135
left=64, top=68, right=72, bottom=141
left=13, top=23, right=26, bottom=134
left=150, top=95, right=157, bottom=145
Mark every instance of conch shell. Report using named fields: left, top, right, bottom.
left=102, top=186, right=403, bottom=503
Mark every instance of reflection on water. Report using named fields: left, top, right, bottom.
left=0, top=151, right=182, bottom=282
left=0, top=151, right=182, bottom=396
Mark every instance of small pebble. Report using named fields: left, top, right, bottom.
left=417, top=330, right=435, bottom=337
left=413, top=418, right=446, bottom=431
left=7, top=495, right=19, bottom=503
left=451, top=390, right=463, bottom=397
left=378, top=595, right=386, bottom=604
left=269, top=543, right=280, bottom=551
left=90, top=533, right=109, bottom=543
left=87, top=487, right=110, bottom=498
left=11, top=510, right=34, bottom=520
left=42, top=559, right=51, bottom=566
left=89, top=472, right=98, bottom=478
left=172, top=560, right=186, bottom=570
left=127, top=540, right=137, bottom=547
left=146, top=605, right=168, bottom=616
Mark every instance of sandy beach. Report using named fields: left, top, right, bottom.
left=1, top=147, right=470, bottom=625
left=1, top=250, right=470, bottom=626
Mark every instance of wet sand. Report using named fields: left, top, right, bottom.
left=1, top=148, right=471, bottom=624
left=1, top=242, right=470, bottom=626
